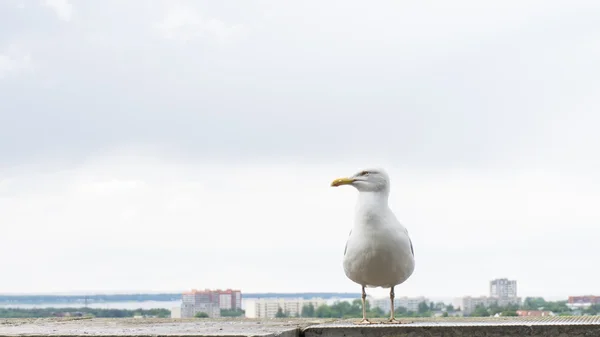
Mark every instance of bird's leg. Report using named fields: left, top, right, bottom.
left=388, top=286, right=401, bottom=324
left=355, top=286, right=371, bottom=324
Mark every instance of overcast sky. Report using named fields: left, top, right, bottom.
left=1, top=0, right=599, bottom=300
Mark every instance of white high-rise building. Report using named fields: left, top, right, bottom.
left=220, top=293, right=233, bottom=310
left=179, top=289, right=242, bottom=318
left=181, top=290, right=220, bottom=318
left=216, top=289, right=242, bottom=310
left=460, top=278, right=521, bottom=315
left=180, top=302, right=196, bottom=318
left=461, top=296, right=521, bottom=315
left=244, top=298, right=326, bottom=318
left=490, top=278, right=517, bottom=298
left=170, top=306, right=182, bottom=319
left=369, top=296, right=430, bottom=313
left=461, top=296, right=497, bottom=315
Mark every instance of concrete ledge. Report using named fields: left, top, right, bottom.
left=0, top=318, right=330, bottom=337
left=304, top=316, right=600, bottom=337
left=2, top=317, right=600, bottom=337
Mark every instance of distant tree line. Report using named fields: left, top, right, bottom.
left=469, top=303, right=520, bottom=317
left=460, top=297, right=579, bottom=317
left=582, top=305, right=600, bottom=315
left=521, top=297, right=572, bottom=313
left=1, top=297, right=589, bottom=319
left=274, top=299, right=436, bottom=319
left=194, top=309, right=245, bottom=318
left=220, top=309, right=245, bottom=317
left=0, top=307, right=170, bottom=318
left=293, top=297, right=586, bottom=319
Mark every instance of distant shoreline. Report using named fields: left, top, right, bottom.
left=0, top=293, right=361, bottom=304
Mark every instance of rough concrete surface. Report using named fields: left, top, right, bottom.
left=304, top=316, right=600, bottom=337
left=0, top=318, right=330, bottom=337
left=2, top=317, right=600, bottom=337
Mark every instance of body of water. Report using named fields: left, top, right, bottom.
left=0, top=300, right=182, bottom=310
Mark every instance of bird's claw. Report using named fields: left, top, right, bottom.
left=387, top=318, right=402, bottom=324
left=355, top=319, right=372, bottom=325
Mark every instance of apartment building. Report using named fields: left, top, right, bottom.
left=244, top=298, right=326, bottom=318
left=179, top=288, right=242, bottom=318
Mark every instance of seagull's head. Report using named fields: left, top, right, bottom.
left=330, top=168, right=390, bottom=193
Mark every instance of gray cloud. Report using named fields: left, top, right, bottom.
left=2, top=1, right=599, bottom=170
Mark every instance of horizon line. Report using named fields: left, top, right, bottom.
left=0, top=291, right=364, bottom=296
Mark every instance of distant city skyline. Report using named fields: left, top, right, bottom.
left=0, top=280, right=589, bottom=301
left=0, top=289, right=579, bottom=303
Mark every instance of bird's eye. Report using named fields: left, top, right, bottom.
left=360, top=171, right=369, bottom=176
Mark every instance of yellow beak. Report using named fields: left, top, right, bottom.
left=331, top=177, right=355, bottom=187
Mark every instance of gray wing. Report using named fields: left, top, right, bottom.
left=394, top=216, right=414, bottom=257
left=402, top=225, right=414, bottom=257
left=344, top=230, right=351, bottom=255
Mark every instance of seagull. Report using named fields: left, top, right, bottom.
left=331, top=168, right=415, bottom=324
